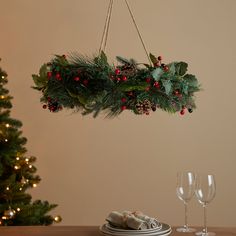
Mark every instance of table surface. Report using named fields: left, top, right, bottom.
left=0, top=226, right=235, bottom=236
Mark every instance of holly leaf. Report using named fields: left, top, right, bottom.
left=175, top=62, right=188, bottom=76
left=32, top=74, right=47, bottom=88
left=143, top=63, right=152, bottom=69
left=116, top=56, right=130, bottom=65
left=100, top=50, right=108, bottom=64
left=184, top=74, right=198, bottom=86
left=162, top=80, right=172, bottom=95
left=151, top=67, right=163, bottom=81
left=39, top=64, right=48, bottom=79
left=149, top=53, right=158, bottom=65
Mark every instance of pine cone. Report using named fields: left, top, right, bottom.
left=135, top=99, right=153, bottom=115
left=120, top=64, right=137, bottom=77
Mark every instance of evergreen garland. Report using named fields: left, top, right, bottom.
left=32, top=52, right=200, bottom=118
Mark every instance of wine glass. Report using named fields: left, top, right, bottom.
left=195, top=174, right=216, bottom=236
left=176, top=171, right=196, bottom=232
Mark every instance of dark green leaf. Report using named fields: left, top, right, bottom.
left=143, top=63, right=151, bottom=69
left=39, top=64, right=48, bottom=79
left=184, top=74, right=198, bottom=86
left=100, top=51, right=108, bottom=64
left=149, top=53, right=158, bottom=65
left=116, top=56, right=130, bottom=65
left=175, top=62, right=188, bottom=76
left=32, top=74, right=46, bottom=88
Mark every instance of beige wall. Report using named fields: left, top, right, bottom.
left=1, top=0, right=236, bottom=227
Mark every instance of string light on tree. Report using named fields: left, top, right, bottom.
left=0, top=62, right=59, bottom=225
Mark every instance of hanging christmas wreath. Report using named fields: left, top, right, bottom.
left=32, top=52, right=200, bottom=118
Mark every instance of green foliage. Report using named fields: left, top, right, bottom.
left=0, top=63, right=58, bottom=225
left=32, top=52, right=201, bottom=117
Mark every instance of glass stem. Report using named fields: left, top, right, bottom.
left=184, top=202, right=189, bottom=230
left=203, top=204, right=208, bottom=234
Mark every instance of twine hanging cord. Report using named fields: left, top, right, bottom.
left=99, top=0, right=152, bottom=65
left=99, top=0, right=114, bottom=54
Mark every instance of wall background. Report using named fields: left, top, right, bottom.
left=1, top=0, right=236, bottom=227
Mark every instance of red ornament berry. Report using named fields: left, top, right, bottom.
left=55, top=73, right=61, bottom=80
left=153, top=81, right=160, bottom=88
left=47, top=71, right=52, bottom=79
left=163, top=65, right=169, bottom=72
left=122, top=76, right=127, bottom=81
left=128, top=91, right=133, bottom=96
left=145, top=86, right=150, bottom=91
left=117, top=77, right=121, bottom=82
left=74, top=77, right=80, bottom=82
left=42, top=104, right=47, bottom=109
left=121, top=105, right=126, bottom=111
left=157, top=56, right=162, bottom=61
left=146, top=78, right=151, bottom=83
left=121, top=98, right=127, bottom=103
left=164, top=66, right=169, bottom=72
left=115, top=69, right=120, bottom=75
left=83, top=80, right=88, bottom=85
left=154, top=61, right=161, bottom=67
left=174, top=90, right=179, bottom=96
left=180, top=109, right=185, bottom=115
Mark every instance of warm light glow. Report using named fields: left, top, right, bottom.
left=5, top=124, right=10, bottom=128
left=0, top=95, right=5, bottom=99
left=1, top=75, right=4, bottom=79
left=54, top=215, right=62, bottom=223
left=2, top=216, right=7, bottom=220
left=4, top=139, right=8, bottom=142
left=33, top=183, right=37, bottom=188
left=16, top=157, right=20, bottom=161
left=19, top=187, right=22, bottom=191
left=16, top=208, right=21, bottom=212
left=25, top=158, right=29, bottom=162
left=14, top=165, right=20, bottom=170
left=6, top=187, right=10, bottom=191
left=29, top=165, right=32, bottom=168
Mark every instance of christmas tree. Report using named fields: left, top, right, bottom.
left=0, top=60, right=60, bottom=225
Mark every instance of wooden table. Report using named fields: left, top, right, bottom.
left=0, top=226, right=235, bottom=236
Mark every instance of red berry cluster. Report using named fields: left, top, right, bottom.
left=42, top=97, right=62, bottom=112
left=145, top=77, right=161, bottom=90
left=121, top=97, right=127, bottom=111
left=114, top=68, right=127, bottom=82
left=154, top=55, right=169, bottom=72
left=47, top=71, right=62, bottom=81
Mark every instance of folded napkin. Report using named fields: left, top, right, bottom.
left=133, top=211, right=160, bottom=229
left=106, top=210, right=160, bottom=230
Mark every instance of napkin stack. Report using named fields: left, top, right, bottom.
left=106, top=211, right=160, bottom=230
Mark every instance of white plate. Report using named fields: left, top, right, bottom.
left=100, top=223, right=171, bottom=236
left=106, top=223, right=162, bottom=233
